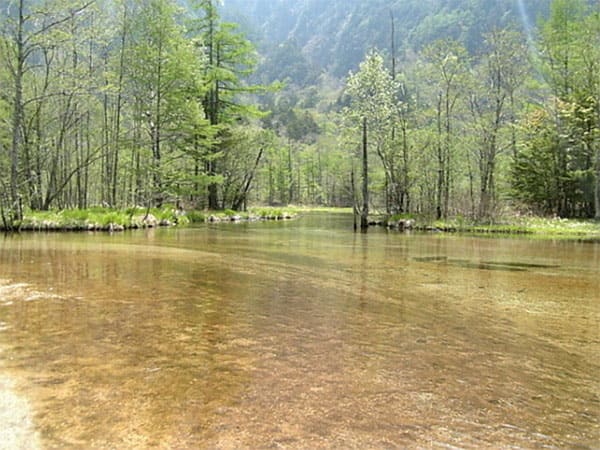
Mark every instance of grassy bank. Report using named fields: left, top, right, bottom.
left=3, top=205, right=300, bottom=232
left=4, top=206, right=599, bottom=239
left=367, top=211, right=600, bottom=239
left=13, top=206, right=185, bottom=232
left=425, top=216, right=600, bottom=239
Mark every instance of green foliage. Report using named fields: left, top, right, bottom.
left=512, top=111, right=557, bottom=213
left=0, top=0, right=597, bottom=224
left=253, top=208, right=284, bottom=219
left=345, top=51, right=397, bottom=130
left=99, top=211, right=128, bottom=227
left=283, top=110, right=320, bottom=143
left=467, top=28, right=529, bottom=220
left=258, top=39, right=319, bottom=87
left=219, top=126, right=274, bottom=209
left=150, top=206, right=175, bottom=222
left=186, top=210, right=206, bottom=223
left=187, top=0, right=276, bottom=209
left=125, top=0, right=210, bottom=205
left=517, top=0, right=600, bottom=218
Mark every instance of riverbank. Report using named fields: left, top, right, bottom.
left=2, top=206, right=599, bottom=239
left=370, top=213, right=600, bottom=239
left=1, top=206, right=299, bottom=233
left=430, top=216, right=600, bottom=239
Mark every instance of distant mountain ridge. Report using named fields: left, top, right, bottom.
left=222, top=0, right=551, bottom=80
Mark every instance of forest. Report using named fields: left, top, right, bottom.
left=0, top=0, right=599, bottom=227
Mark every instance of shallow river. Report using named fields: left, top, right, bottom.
left=0, top=213, right=598, bottom=449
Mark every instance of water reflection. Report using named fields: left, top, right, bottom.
left=412, top=256, right=561, bottom=272
left=0, top=215, right=598, bottom=448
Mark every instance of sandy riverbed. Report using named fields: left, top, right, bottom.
left=0, top=375, right=40, bottom=450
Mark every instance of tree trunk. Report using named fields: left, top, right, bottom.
left=595, top=146, right=600, bottom=220
left=390, top=11, right=396, bottom=81
left=204, top=2, right=220, bottom=210
left=10, top=0, right=25, bottom=221
left=443, top=87, right=452, bottom=219
left=400, top=117, right=410, bottom=213
left=232, top=146, right=264, bottom=211
left=152, top=39, right=163, bottom=207
left=287, top=141, right=294, bottom=204
left=268, top=161, right=274, bottom=205
left=361, top=117, right=369, bottom=231
left=102, top=78, right=110, bottom=204
left=436, top=94, right=444, bottom=220
left=351, top=166, right=357, bottom=232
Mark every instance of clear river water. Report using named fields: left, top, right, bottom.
left=0, top=213, right=598, bottom=449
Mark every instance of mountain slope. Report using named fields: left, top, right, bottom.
left=222, top=0, right=551, bottom=78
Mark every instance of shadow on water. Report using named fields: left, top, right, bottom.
left=413, top=256, right=561, bottom=272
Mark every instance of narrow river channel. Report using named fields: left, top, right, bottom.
left=0, top=213, right=598, bottom=448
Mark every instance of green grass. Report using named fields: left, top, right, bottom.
left=284, top=205, right=353, bottom=214
left=253, top=208, right=284, bottom=219
left=429, top=216, right=600, bottom=238
left=17, top=206, right=187, bottom=231
left=248, top=205, right=352, bottom=218
left=15, top=205, right=302, bottom=231
left=518, top=217, right=600, bottom=236
left=248, top=206, right=293, bottom=219
left=185, top=211, right=206, bottom=223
